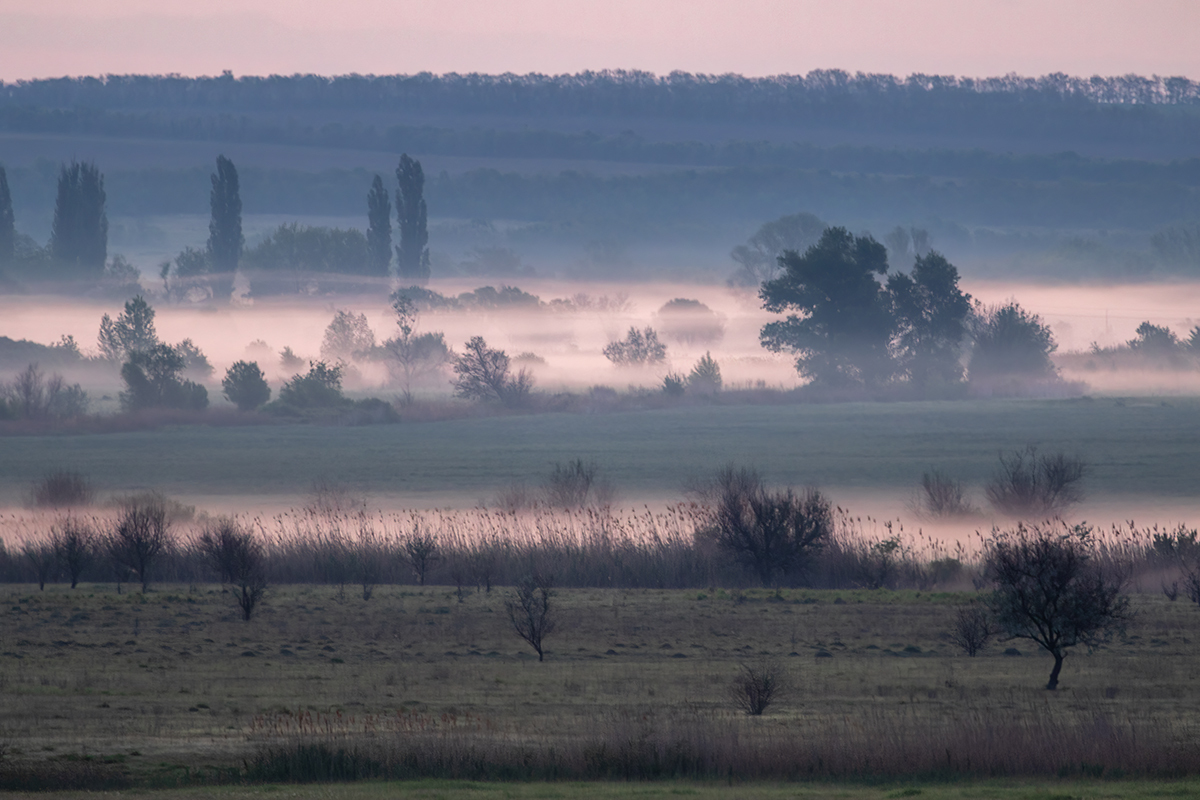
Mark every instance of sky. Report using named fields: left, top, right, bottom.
left=1, top=0, right=1199, bottom=82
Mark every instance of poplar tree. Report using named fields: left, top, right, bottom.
left=0, top=165, right=13, bottom=267
left=207, top=155, right=243, bottom=299
left=49, top=161, right=108, bottom=276
left=395, top=154, right=430, bottom=283
left=366, top=174, right=392, bottom=277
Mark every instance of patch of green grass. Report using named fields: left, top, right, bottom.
left=1, top=397, right=1197, bottom=503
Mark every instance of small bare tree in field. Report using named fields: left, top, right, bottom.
left=22, top=537, right=57, bottom=590
left=50, top=517, right=96, bottom=588
left=403, top=529, right=440, bottom=586
left=197, top=519, right=268, bottom=621
left=949, top=604, right=995, bottom=656
left=506, top=574, right=556, bottom=661
left=107, top=497, right=173, bottom=593
left=729, top=658, right=787, bottom=716
left=984, top=523, right=1128, bottom=690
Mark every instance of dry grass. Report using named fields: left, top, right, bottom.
left=2, top=580, right=1200, bottom=787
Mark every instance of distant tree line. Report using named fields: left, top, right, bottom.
left=4, top=162, right=1196, bottom=253
left=3, top=70, right=1197, bottom=112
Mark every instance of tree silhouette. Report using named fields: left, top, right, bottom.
left=760, top=227, right=894, bottom=388
left=887, top=251, right=972, bottom=387
left=984, top=524, right=1128, bottom=690
left=366, top=174, right=392, bottom=277
left=395, top=154, right=430, bottom=283
left=49, top=161, right=107, bottom=276
left=0, top=165, right=13, bottom=267
left=207, top=155, right=243, bottom=299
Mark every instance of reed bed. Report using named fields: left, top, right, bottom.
left=1, top=502, right=1197, bottom=592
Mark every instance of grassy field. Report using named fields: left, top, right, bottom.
left=3, top=581, right=1200, bottom=789
left=1, top=397, right=1198, bottom=508
left=9, top=778, right=1200, bottom=800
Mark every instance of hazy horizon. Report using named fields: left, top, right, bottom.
left=2, top=0, right=1199, bottom=82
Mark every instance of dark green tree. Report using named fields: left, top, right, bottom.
left=366, top=174, right=392, bottom=277
left=395, top=154, right=430, bottom=283
left=968, top=301, right=1057, bottom=381
left=207, top=155, right=243, bottom=299
left=0, top=165, right=14, bottom=267
left=887, top=251, right=972, bottom=388
left=222, top=361, right=271, bottom=411
left=97, top=295, right=159, bottom=362
left=279, top=361, right=345, bottom=409
left=49, top=161, right=107, bottom=276
left=120, top=344, right=208, bottom=411
left=759, top=227, right=894, bottom=388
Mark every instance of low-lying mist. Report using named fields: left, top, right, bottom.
left=4, top=277, right=1200, bottom=400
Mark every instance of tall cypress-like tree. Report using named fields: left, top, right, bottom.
left=0, top=165, right=13, bottom=267
left=366, top=174, right=392, bottom=277
left=49, top=161, right=107, bottom=276
left=395, top=154, right=430, bottom=283
left=207, top=155, right=243, bottom=299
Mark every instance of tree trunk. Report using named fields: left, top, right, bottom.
left=1046, top=651, right=1065, bottom=690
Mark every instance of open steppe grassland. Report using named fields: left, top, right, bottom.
left=3, top=581, right=1200, bottom=784
left=2, top=397, right=1200, bottom=512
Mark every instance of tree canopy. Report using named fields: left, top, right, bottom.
left=759, top=227, right=894, bottom=388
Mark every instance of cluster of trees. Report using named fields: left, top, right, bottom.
left=0, top=150, right=433, bottom=296
left=0, top=362, right=88, bottom=422
left=1084, top=319, right=1200, bottom=369
left=758, top=226, right=1055, bottom=392
left=96, top=295, right=212, bottom=411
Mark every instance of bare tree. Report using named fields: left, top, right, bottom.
left=50, top=517, right=96, bottom=588
left=403, top=528, right=440, bottom=586
left=197, top=519, right=268, bottom=620
left=729, top=657, right=787, bottom=715
left=107, top=497, right=173, bottom=593
left=708, top=466, right=832, bottom=586
left=506, top=574, right=556, bottom=661
left=985, top=446, right=1086, bottom=517
left=916, top=469, right=975, bottom=517
left=949, top=604, right=995, bottom=656
left=452, top=336, right=533, bottom=406
left=984, top=523, right=1128, bottom=690
left=22, top=537, right=57, bottom=590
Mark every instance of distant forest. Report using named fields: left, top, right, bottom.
left=3, top=70, right=1200, bottom=156
left=2, top=70, right=1199, bottom=280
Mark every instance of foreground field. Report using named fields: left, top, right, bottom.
left=3, top=583, right=1199, bottom=789
left=2, top=397, right=1199, bottom=511
left=10, top=777, right=1200, bottom=800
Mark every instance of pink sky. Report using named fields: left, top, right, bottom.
left=1, top=0, right=1198, bottom=81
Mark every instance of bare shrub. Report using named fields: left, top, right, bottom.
left=22, top=537, right=57, bottom=590
left=403, top=529, right=440, bottom=586
left=452, top=336, right=533, bottom=406
left=915, top=469, right=975, bottom=517
left=543, top=459, right=614, bottom=509
left=50, top=517, right=96, bottom=588
left=506, top=573, right=555, bottom=661
left=30, top=470, right=94, bottom=508
left=729, top=657, right=787, bottom=715
left=985, top=446, right=1086, bottom=517
left=306, top=477, right=365, bottom=515
left=106, top=496, right=173, bottom=593
left=197, top=519, right=268, bottom=620
left=949, top=604, right=995, bottom=656
left=707, top=465, right=832, bottom=586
